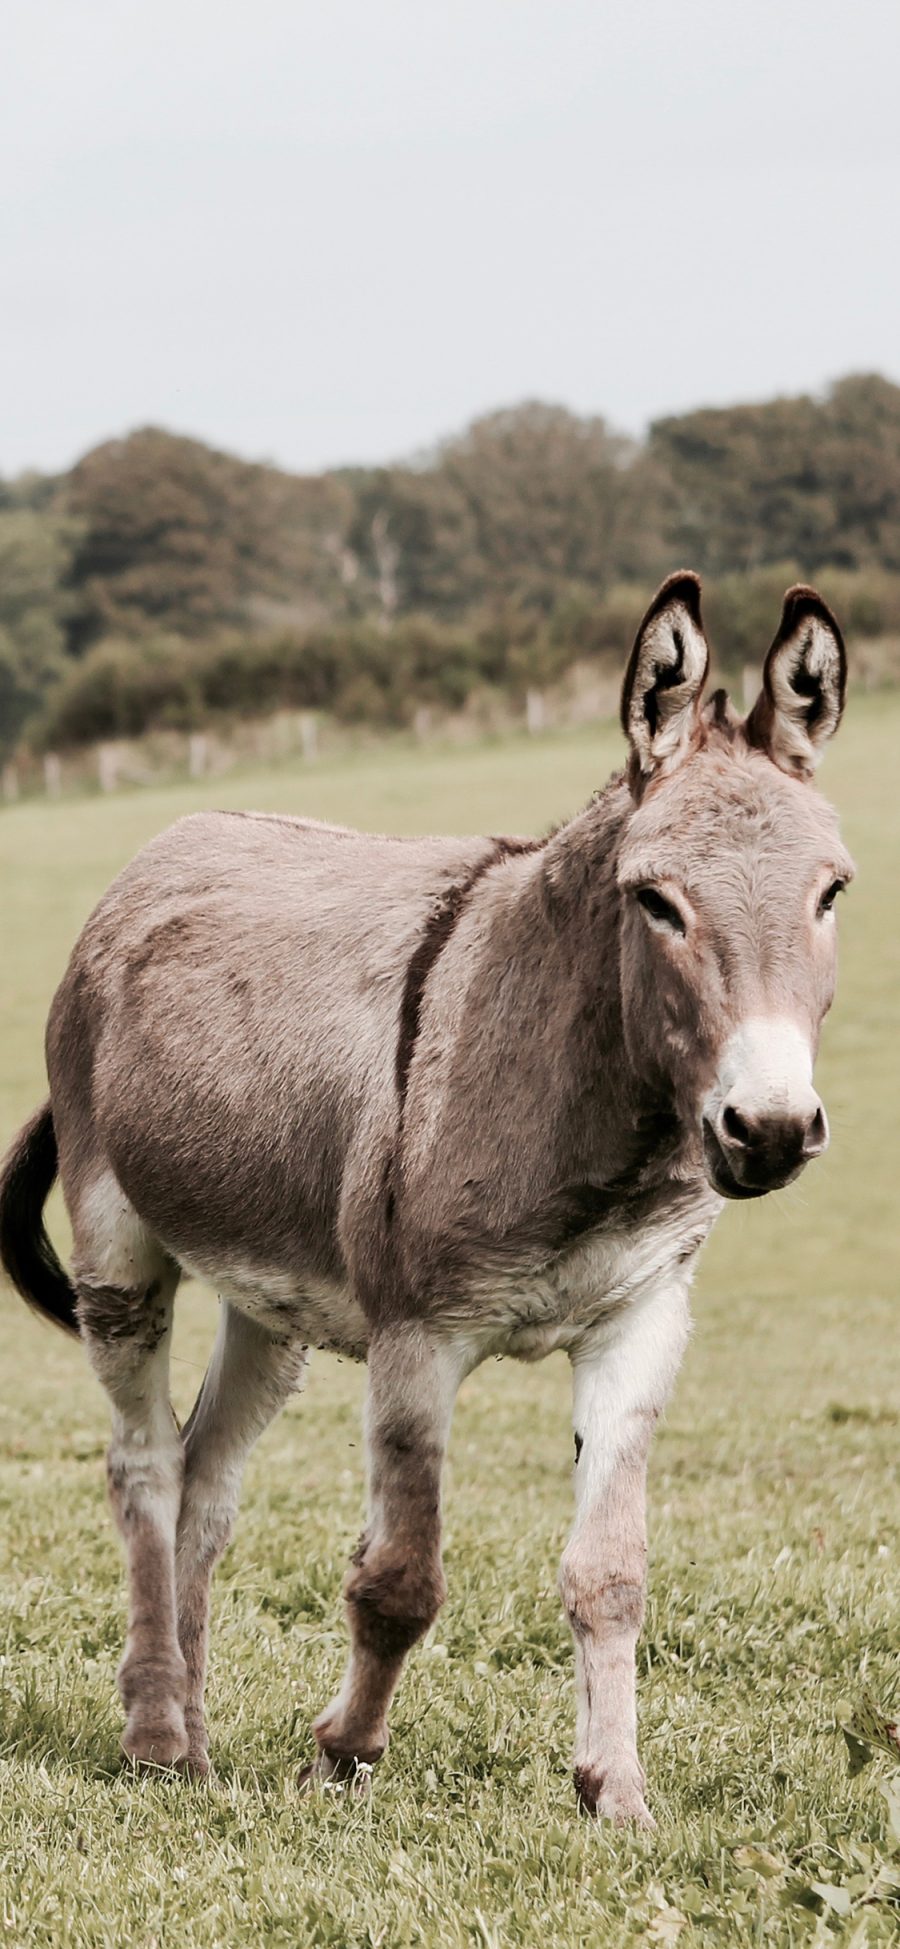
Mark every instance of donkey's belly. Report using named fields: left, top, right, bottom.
left=183, top=1190, right=716, bottom=1366
left=182, top=1254, right=371, bottom=1360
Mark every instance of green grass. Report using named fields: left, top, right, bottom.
left=1, top=701, right=899, bottom=1945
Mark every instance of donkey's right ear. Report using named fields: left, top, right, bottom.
left=621, top=571, right=710, bottom=782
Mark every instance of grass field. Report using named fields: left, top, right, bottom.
left=1, top=699, right=899, bottom=1946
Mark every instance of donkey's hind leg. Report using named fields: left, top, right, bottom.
left=72, top=1177, right=187, bottom=1768
left=176, top=1302, right=309, bottom=1774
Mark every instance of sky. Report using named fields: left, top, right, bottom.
left=2, top=0, right=899, bottom=479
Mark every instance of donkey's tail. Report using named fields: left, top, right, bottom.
left=0, top=1101, right=79, bottom=1335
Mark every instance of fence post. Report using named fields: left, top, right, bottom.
left=526, top=687, right=545, bottom=735
left=1, top=762, right=19, bottom=803
left=300, top=713, right=318, bottom=762
left=188, top=731, right=208, bottom=779
left=98, top=743, right=119, bottom=792
left=44, top=753, right=62, bottom=798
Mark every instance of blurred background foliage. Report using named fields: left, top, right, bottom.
left=3, top=372, right=900, bottom=761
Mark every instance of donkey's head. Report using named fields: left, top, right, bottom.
left=617, top=572, right=854, bottom=1199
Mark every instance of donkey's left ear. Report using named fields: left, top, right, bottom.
left=621, top=571, right=710, bottom=780
left=746, top=586, right=847, bottom=779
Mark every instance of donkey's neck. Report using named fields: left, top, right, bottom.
left=453, top=775, right=687, bottom=1202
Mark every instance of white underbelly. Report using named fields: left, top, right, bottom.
left=462, top=1211, right=711, bottom=1361
left=182, top=1255, right=370, bottom=1359
left=181, top=1194, right=715, bottom=1367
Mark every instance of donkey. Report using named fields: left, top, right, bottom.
left=0, top=573, right=853, bottom=1823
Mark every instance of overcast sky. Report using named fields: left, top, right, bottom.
left=2, top=0, right=899, bottom=478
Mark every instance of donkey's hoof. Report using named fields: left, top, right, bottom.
left=179, top=1746, right=211, bottom=1782
left=574, top=1765, right=655, bottom=1829
left=298, top=1750, right=373, bottom=1798
left=121, top=1705, right=190, bottom=1772
left=181, top=1711, right=211, bottom=1780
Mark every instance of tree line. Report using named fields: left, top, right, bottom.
left=3, top=373, right=900, bottom=759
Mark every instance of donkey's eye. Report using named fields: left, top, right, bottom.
left=635, top=887, right=686, bottom=936
left=817, top=879, right=846, bottom=917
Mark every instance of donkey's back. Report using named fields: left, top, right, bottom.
left=48, top=808, right=494, bottom=1310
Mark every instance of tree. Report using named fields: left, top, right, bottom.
left=649, top=374, right=900, bottom=576
left=62, top=429, right=356, bottom=651
left=0, top=507, right=81, bottom=758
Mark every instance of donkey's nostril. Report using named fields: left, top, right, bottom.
left=713, top=1096, right=828, bottom=1184
left=721, top=1104, right=753, bottom=1148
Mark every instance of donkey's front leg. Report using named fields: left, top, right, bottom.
left=560, top=1283, right=690, bottom=1825
left=304, top=1324, right=463, bottom=1791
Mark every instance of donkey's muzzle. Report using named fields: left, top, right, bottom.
left=702, top=1100, right=829, bottom=1199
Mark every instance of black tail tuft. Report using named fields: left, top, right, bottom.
left=0, top=1101, right=79, bottom=1335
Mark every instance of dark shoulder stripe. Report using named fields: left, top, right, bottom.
left=394, top=836, right=540, bottom=1110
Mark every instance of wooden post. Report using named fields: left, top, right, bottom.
left=44, top=753, right=62, bottom=798
left=98, top=743, right=119, bottom=792
left=300, top=713, right=318, bottom=762
left=526, top=687, right=545, bottom=735
left=1, top=762, right=19, bottom=803
left=188, top=731, right=208, bottom=779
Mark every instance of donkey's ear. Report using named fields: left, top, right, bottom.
left=746, top=585, right=846, bottom=779
left=621, top=571, right=709, bottom=779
